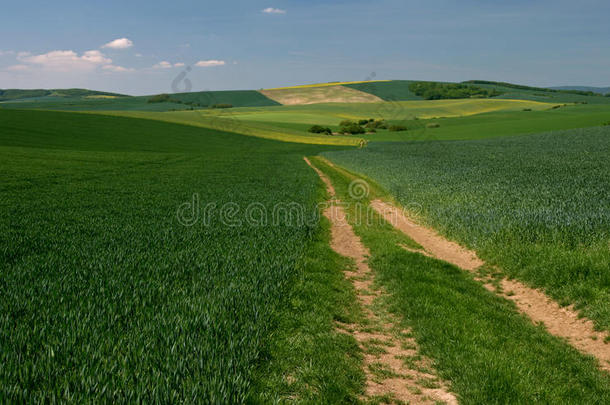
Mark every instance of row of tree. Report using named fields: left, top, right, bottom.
left=409, top=82, right=503, bottom=100
left=147, top=93, right=232, bottom=108
left=308, top=119, right=408, bottom=135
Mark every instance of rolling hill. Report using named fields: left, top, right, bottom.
left=3, top=80, right=610, bottom=112
left=0, top=88, right=127, bottom=102
left=551, top=86, right=610, bottom=95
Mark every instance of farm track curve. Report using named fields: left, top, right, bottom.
left=370, top=199, right=610, bottom=372
left=305, top=157, right=457, bottom=404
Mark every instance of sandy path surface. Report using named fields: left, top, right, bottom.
left=305, top=158, right=457, bottom=404
left=371, top=199, right=610, bottom=372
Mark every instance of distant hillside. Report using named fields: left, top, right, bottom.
left=159, top=90, right=280, bottom=108
left=464, top=81, right=602, bottom=96
left=0, top=88, right=279, bottom=111
left=3, top=80, right=610, bottom=111
left=0, top=88, right=128, bottom=102
left=344, top=80, right=422, bottom=101
left=463, top=80, right=610, bottom=104
left=260, top=85, right=382, bottom=105
left=551, top=86, right=610, bottom=95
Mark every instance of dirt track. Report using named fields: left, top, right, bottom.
left=305, top=157, right=457, bottom=404
left=370, top=199, right=610, bottom=372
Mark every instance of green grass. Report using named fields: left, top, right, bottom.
left=312, top=156, right=610, bottom=403
left=6, top=92, right=610, bottom=146
left=91, top=110, right=363, bottom=145
left=344, top=80, right=423, bottom=101
left=0, top=88, right=127, bottom=101
left=360, top=103, right=610, bottom=141
left=323, top=127, right=610, bottom=331
left=0, top=90, right=278, bottom=111
left=347, top=79, right=610, bottom=105
left=205, top=98, right=551, bottom=124
left=94, top=99, right=610, bottom=145
left=0, top=95, right=188, bottom=111
left=249, top=216, right=364, bottom=403
left=0, top=109, right=255, bottom=152
left=0, top=109, right=364, bottom=402
left=164, top=90, right=280, bottom=107
left=108, top=98, right=551, bottom=144
left=467, top=81, right=610, bottom=105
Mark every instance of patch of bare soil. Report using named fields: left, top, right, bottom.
left=370, top=200, right=482, bottom=271
left=303, top=157, right=335, bottom=196
left=399, top=243, right=434, bottom=258
left=261, top=86, right=383, bottom=105
left=306, top=158, right=457, bottom=404
left=497, top=279, right=610, bottom=372
left=371, top=199, right=610, bottom=372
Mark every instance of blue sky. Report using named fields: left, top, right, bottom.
left=1, top=0, right=609, bottom=95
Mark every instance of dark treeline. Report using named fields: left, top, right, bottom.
left=409, top=82, right=503, bottom=100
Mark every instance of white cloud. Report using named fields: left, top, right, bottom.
left=102, top=38, right=134, bottom=49
left=6, top=64, right=29, bottom=72
left=135, top=53, right=143, bottom=57
left=195, top=59, right=226, bottom=67
left=102, top=64, right=134, bottom=73
left=81, top=50, right=111, bottom=64
left=152, top=61, right=173, bottom=69
left=0, top=50, right=15, bottom=56
left=152, top=61, right=187, bottom=69
left=262, top=7, right=286, bottom=14
left=17, top=50, right=112, bottom=71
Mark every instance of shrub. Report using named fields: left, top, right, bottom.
left=211, top=103, right=233, bottom=109
left=367, top=128, right=377, bottom=133
left=358, top=119, right=369, bottom=125
left=366, top=119, right=387, bottom=129
left=523, top=108, right=532, bottom=111
left=308, top=125, right=332, bottom=135
left=339, top=119, right=355, bottom=126
left=340, top=123, right=366, bottom=135
left=388, top=125, right=407, bottom=132
left=148, top=93, right=172, bottom=103
left=426, top=123, right=440, bottom=128
left=409, top=81, right=503, bottom=100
